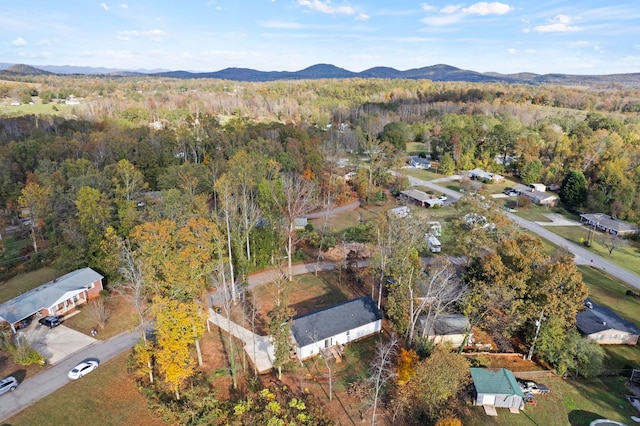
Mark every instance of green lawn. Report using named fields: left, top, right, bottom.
left=0, top=267, right=61, bottom=303
left=406, top=142, right=428, bottom=155
left=7, top=353, right=165, bottom=426
left=461, top=376, right=636, bottom=426
left=551, top=227, right=640, bottom=276
left=0, top=102, right=74, bottom=116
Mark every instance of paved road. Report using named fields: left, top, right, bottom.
left=403, top=173, right=640, bottom=291
left=0, top=330, right=140, bottom=422
left=303, top=200, right=361, bottom=219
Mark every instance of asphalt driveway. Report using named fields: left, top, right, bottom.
left=19, top=323, right=96, bottom=365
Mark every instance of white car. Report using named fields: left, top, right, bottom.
left=438, top=195, right=448, bottom=201
left=68, top=360, right=99, bottom=380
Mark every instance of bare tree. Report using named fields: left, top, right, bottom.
left=366, top=333, right=399, bottom=426
left=88, top=297, right=111, bottom=330
left=269, top=173, right=317, bottom=281
left=600, top=232, right=628, bottom=256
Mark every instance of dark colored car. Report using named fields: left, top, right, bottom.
left=38, top=315, right=62, bottom=328
left=15, top=317, right=33, bottom=330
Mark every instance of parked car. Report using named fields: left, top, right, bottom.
left=0, top=376, right=18, bottom=395
left=15, top=317, right=32, bottom=330
left=503, top=187, right=518, bottom=196
left=517, top=379, right=550, bottom=395
left=438, top=195, right=448, bottom=201
left=38, top=315, right=62, bottom=328
left=68, top=360, right=99, bottom=380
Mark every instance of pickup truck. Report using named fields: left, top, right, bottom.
left=517, top=379, right=550, bottom=395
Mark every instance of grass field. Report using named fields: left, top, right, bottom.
left=551, top=226, right=640, bottom=276
left=0, top=267, right=61, bottom=303
left=7, top=353, right=166, bottom=426
left=0, top=102, right=74, bottom=116
left=461, top=376, right=636, bottom=426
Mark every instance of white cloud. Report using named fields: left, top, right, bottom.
left=36, top=39, right=51, bottom=46
left=421, top=3, right=435, bottom=12
left=298, top=0, right=355, bottom=16
left=507, top=48, right=517, bottom=54
left=10, top=37, right=28, bottom=46
left=462, top=2, right=512, bottom=15
left=533, top=14, right=581, bottom=33
left=101, top=2, right=109, bottom=11
left=355, top=12, right=369, bottom=21
left=120, top=3, right=128, bottom=8
left=440, top=5, right=461, bottom=14
left=260, top=21, right=303, bottom=29
left=118, top=29, right=168, bottom=42
left=420, top=14, right=462, bottom=26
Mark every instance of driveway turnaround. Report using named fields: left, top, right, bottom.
left=21, top=324, right=96, bottom=365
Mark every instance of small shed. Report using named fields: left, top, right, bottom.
left=290, top=296, right=382, bottom=361
left=471, top=368, right=524, bottom=411
left=424, top=314, right=470, bottom=347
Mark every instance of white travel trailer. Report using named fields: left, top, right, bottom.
left=426, top=235, right=441, bottom=253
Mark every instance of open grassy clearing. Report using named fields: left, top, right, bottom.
left=62, top=293, right=139, bottom=340
left=309, top=199, right=395, bottom=233
left=0, top=101, right=74, bottom=116
left=461, top=376, right=636, bottom=426
left=551, top=226, right=640, bottom=276
left=406, top=142, right=429, bottom=154
left=0, top=267, right=61, bottom=303
left=7, top=352, right=166, bottom=426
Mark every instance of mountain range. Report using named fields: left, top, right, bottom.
left=1, top=62, right=639, bottom=86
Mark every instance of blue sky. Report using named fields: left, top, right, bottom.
left=1, top=1, right=639, bottom=75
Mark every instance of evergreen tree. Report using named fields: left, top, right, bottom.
left=559, top=170, right=588, bottom=211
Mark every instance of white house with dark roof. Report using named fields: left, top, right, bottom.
left=577, top=299, right=639, bottom=345
left=0, top=268, right=104, bottom=333
left=579, top=213, right=640, bottom=237
left=290, top=296, right=383, bottom=360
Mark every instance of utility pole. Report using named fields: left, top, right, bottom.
left=527, top=310, right=545, bottom=361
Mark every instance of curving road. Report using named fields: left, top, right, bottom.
left=404, top=173, right=640, bottom=291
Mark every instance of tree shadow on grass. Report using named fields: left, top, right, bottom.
left=568, top=409, right=604, bottom=426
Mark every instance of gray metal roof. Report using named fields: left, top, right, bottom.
left=576, top=298, right=640, bottom=336
left=580, top=213, right=639, bottom=235
left=471, top=368, right=524, bottom=397
left=434, top=314, right=470, bottom=335
left=400, top=189, right=431, bottom=203
left=513, top=184, right=558, bottom=203
left=0, top=268, right=103, bottom=324
left=291, top=296, right=382, bottom=347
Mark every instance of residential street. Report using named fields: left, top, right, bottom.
left=0, top=330, right=140, bottom=422
left=405, top=173, right=640, bottom=291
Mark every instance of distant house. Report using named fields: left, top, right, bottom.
left=290, top=296, right=383, bottom=360
left=467, top=168, right=505, bottom=184
left=470, top=368, right=524, bottom=413
left=579, top=213, right=640, bottom=237
left=576, top=299, right=639, bottom=345
left=294, top=217, right=308, bottom=230
left=65, top=95, right=80, bottom=105
left=528, top=183, right=547, bottom=192
left=423, top=314, right=471, bottom=347
left=513, top=184, right=558, bottom=207
left=408, top=156, right=431, bottom=169
left=0, top=268, right=104, bottom=333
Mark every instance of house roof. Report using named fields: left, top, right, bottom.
left=0, top=268, right=103, bottom=324
left=580, top=213, right=639, bottom=234
left=576, top=298, right=640, bottom=336
left=513, top=184, right=558, bottom=203
left=468, top=168, right=503, bottom=181
left=291, top=296, right=382, bottom=347
left=400, top=189, right=431, bottom=203
left=434, top=314, right=470, bottom=335
left=470, top=368, right=524, bottom=397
